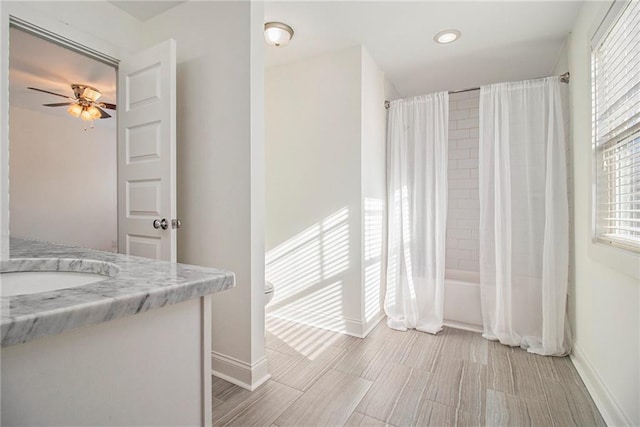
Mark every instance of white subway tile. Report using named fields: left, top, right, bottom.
left=458, top=239, right=479, bottom=250
left=450, top=90, right=479, bottom=101
left=457, top=158, right=478, bottom=169
left=445, top=258, right=459, bottom=270
left=449, top=129, right=470, bottom=139
left=467, top=178, right=479, bottom=189
left=456, top=138, right=478, bottom=149
left=458, top=259, right=480, bottom=272
left=449, top=179, right=474, bottom=189
left=449, top=179, right=479, bottom=192
left=450, top=208, right=479, bottom=220
left=447, top=228, right=472, bottom=239
left=449, top=188, right=470, bottom=199
left=450, top=109, right=470, bottom=120
left=449, top=149, right=470, bottom=160
left=457, top=198, right=480, bottom=209
left=448, top=100, right=480, bottom=271
left=457, top=219, right=479, bottom=229
left=457, top=98, right=479, bottom=109
left=446, top=248, right=471, bottom=261
left=449, top=92, right=468, bottom=102
left=449, top=169, right=470, bottom=179
left=458, top=117, right=480, bottom=129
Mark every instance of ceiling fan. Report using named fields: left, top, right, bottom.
left=28, top=84, right=116, bottom=123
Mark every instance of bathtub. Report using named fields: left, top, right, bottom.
left=443, top=269, right=482, bottom=332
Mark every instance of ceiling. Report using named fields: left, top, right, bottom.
left=264, top=1, right=584, bottom=97
left=107, top=0, right=185, bottom=21
left=8, top=1, right=584, bottom=116
left=9, top=27, right=116, bottom=127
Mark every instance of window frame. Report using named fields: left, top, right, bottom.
left=590, top=0, right=640, bottom=255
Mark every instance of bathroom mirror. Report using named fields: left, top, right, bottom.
left=8, top=26, right=118, bottom=252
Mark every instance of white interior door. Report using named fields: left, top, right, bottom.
left=118, top=39, right=176, bottom=261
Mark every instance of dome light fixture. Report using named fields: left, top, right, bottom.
left=434, top=29, right=462, bottom=44
left=264, top=22, right=294, bottom=47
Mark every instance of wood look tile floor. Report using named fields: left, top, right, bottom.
left=212, top=317, right=605, bottom=427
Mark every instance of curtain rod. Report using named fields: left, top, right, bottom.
left=384, top=72, right=570, bottom=109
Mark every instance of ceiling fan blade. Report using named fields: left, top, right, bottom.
left=95, top=106, right=111, bottom=119
left=100, top=103, right=117, bottom=110
left=42, top=102, right=73, bottom=107
left=28, top=87, right=74, bottom=100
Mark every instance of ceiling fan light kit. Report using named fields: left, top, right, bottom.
left=67, top=103, right=83, bottom=118
left=78, top=85, right=102, bottom=102
left=28, top=83, right=117, bottom=130
left=87, top=106, right=102, bottom=120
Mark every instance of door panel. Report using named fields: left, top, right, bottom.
left=118, top=40, right=176, bottom=261
left=126, top=121, right=161, bottom=163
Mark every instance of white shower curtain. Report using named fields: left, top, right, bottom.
left=479, top=77, right=570, bottom=356
left=384, top=92, right=448, bottom=334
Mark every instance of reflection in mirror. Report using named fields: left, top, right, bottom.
left=8, top=27, right=118, bottom=252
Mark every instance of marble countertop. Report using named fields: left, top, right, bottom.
left=1, top=238, right=235, bottom=347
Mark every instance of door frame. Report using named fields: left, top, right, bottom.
left=2, top=8, right=121, bottom=252
left=9, top=15, right=120, bottom=68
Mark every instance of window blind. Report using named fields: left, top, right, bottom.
left=592, top=0, right=640, bottom=251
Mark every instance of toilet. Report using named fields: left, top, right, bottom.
left=264, top=280, right=274, bottom=306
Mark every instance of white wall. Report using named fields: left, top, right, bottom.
left=361, top=48, right=386, bottom=331
left=141, top=1, right=268, bottom=389
left=265, top=46, right=387, bottom=336
left=446, top=91, right=480, bottom=273
left=567, top=2, right=640, bottom=426
left=9, top=106, right=117, bottom=252
left=265, top=46, right=363, bottom=334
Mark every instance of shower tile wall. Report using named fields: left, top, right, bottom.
left=446, top=90, right=480, bottom=272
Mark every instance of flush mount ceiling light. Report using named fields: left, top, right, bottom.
left=434, top=29, right=462, bottom=44
left=264, top=22, right=294, bottom=47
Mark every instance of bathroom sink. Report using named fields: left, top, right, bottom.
left=0, top=258, right=119, bottom=297
left=0, top=271, right=107, bottom=296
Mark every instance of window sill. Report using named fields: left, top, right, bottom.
left=588, top=240, right=640, bottom=280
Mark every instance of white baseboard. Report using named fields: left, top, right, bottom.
left=211, top=351, right=271, bottom=391
left=443, top=319, right=483, bottom=333
left=266, top=302, right=368, bottom=337
left=362, top=313, right=385, bottom=337
left=570, top=343, right=633, bottom=427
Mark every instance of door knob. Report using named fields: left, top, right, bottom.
left=153, top=218, right=169, bottom=230
left=171, top=219, right=182, bottom=229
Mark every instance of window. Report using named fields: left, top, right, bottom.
left=592, top=0, right=640, bottom=252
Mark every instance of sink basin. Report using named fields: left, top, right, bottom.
left=0, top=271, right=107, bottom=296
left=0, top=258, right=119, bottom=297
